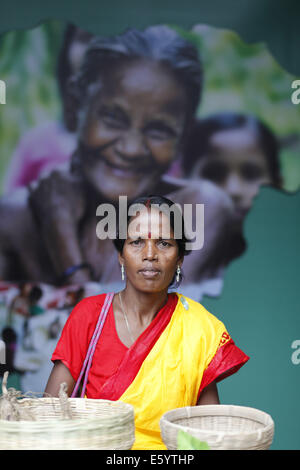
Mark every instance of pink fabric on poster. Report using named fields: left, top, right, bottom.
left=3, top=121, right=76, bottom=194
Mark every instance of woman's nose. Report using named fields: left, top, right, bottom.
left=143, top=240, right=158, bottom=260
left=224, top=173, right=244, bottom=203
left=116, top=129, right=149, bottom=160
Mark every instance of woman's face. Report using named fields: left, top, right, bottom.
left=119, top=207, right=183, bottom=293
left=78, top=59, right=188, bottom=201
left=191, top=127, right=272, bottom=221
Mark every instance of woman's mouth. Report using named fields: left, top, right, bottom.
left=233, top=206, right=249, bottom=221
left=103, top=158, right=150, bottom=178
left=107, top=164, right=137, bottom=178
left=138, top=268, right=160, bottom=279
left=79, top=141, right=153, bottom=177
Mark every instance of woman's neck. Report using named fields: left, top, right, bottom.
left=120, top=284, right=169, bottom=328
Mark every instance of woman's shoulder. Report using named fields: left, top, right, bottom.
left=176, top=293, right=225, bottom=330
left=75, top=293, right=107, bottom=308
left=67, top=293, right=110, bottom=323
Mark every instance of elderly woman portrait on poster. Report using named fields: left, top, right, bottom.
left=0, top=25, right=235, bottom=290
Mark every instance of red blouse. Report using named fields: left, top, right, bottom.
left=52, top=293, right=179, bottom=398
left=52, top=293, right=249, bottom=400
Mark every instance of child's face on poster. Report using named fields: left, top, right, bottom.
left=77, top=59, right=188, bottom=201
left=191, top=127, right=272, bottom=221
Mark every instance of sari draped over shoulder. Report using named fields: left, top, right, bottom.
left=52, top=292, right=249, bottom=450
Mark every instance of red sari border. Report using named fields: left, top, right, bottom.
left=98, top=293, right=179, bottom=401
left=197, top=338, right=250, bottom=401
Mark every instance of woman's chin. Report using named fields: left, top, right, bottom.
left=91, top=185, right=141, bottom=202
left=231, top=206, right=250, bottom=230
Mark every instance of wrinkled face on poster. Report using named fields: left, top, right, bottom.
left=75, top=58, right=189, bottom=201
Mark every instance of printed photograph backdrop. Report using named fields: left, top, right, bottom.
left=0, top=7, right=299, bottom=449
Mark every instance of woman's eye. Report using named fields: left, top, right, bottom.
left=99, top=108, right=127, bottom=129
left=145, top=123, right=176, bottom=141
left=201, top=161, right=228, bottom=184
left=130, top=239, right=143, bottom=246
left=240, top=163, right=264, bottom=181
left=158, top=240, right=172, bottom=247
left=147, top=130, right=168, bottom=140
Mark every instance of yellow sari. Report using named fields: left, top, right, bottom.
left=98, top=293, right=249, bottom=450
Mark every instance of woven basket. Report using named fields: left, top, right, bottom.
left=160, top=404, right=274, bottom=450
left=0, top=374, right=135, bottom=450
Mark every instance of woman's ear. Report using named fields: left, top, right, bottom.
left=118, top=251, right=125, bottom=267
left=118, top=252, right=125, bottom=281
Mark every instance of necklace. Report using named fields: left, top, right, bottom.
left=118, top=292, right=135, bottom=344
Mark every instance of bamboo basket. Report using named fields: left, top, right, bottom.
left=160, top=404, right=274, bottom=450
left=0, top=373, right=135, bottom=450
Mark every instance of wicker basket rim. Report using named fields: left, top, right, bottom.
left=0, top=397, right=135, bottom=427
left=162, top=404, right=274, bottom=422
left=0, top=414, right=134, bottom=426
left=0, top=422, right=135, bottom=436
left=17, top=397, right=132, bottom=406
left=160, top=404, right=274, bottom=438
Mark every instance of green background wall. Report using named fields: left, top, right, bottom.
left=0, top=0, right=299, bottom=450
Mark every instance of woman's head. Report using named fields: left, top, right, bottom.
left=28, top=285, right=43, bottom=305
left=113, top=195, right=191, bottom=292
left=183, top=112, right=282, bottom=220
left=69, top=26, right=203, bottom=201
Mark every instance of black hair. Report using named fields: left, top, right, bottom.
left=56, top=23, right=93, bottom=101
left=56, top=23, right=94, bottom=130
left=113, top=194, right=192, bottom=287
left=183, top=112, right=282, bottom=188
left=28, top=285, right=43, bottom=304
left=71, top=25, right=203, bottom=125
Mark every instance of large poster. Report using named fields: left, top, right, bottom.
left=0, top=16, right=299, bottom=446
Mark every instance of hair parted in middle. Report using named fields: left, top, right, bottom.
left=69, top=25, right=203, bottom=124
left=113, top=194, right=192, bottom=257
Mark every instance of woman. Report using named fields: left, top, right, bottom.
left=0, top=25, right=234, bottom=288
left=27, top=24, right=205, bottom=285
left=45, top=195, right=249, bottom=450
